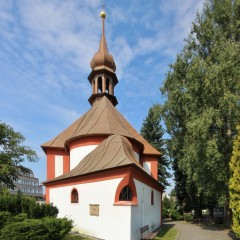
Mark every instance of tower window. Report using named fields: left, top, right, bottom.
left=119, top=185, right=133, bottom=201
left=97, top=77, right=102, bottom=93
left=71, top=189, right=79, bottom=203
left=106, top=77, right=109, bottom=93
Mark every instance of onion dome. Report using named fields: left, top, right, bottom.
left=90, top=11, right=116, bottom=72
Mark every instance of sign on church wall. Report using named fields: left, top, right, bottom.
left=89, top=204, right=99, bottom=216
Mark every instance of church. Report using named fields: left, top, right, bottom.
left=42, top=9, right=164, bottom=240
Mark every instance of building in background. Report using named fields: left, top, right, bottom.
left=9, top=169, right=43, bottom=200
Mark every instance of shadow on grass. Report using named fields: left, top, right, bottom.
left=154, top=221, right=177, bottom=240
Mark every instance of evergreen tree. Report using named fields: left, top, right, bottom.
left=140, top=104, right=171, bottom=187
left=229, top=125, right=240, bottom=237
left=161, top=0, right=240, bottom=224
left=0, top=121, right=39, bottom=189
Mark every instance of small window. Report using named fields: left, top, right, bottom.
left=151, top=190, right=154, bottom=205
left=71, top=189, right=79, bottom=203
left=119, top=186, right=133, bottom=201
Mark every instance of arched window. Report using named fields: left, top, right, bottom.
left=151, top=190, right=154, bottom=205
left=71, top=189, right=79, bottom=203
left=119, top=185, right=133, bottom=201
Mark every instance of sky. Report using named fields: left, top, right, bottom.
left=0, top=0, right=205, bottom=194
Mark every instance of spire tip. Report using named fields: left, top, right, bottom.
left=100, top=10, right=106, bottom=18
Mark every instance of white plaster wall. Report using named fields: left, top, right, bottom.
left=143, top=162, right=151, bottom=175
left=134, top=152, right=140, bottom=162
left=55, top=155, right=63, bottom=177
left=70, top=145, right=98, bottom=170
left=49, top=178, right=132, bottom=240
left=130, top=179, right=161, bottom=240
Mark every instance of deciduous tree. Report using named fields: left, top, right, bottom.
left=0, top=121, right=39, bottom=189
left=229, top=125, right=240, bottom=237
left=161, top=0, right=240, bottom=224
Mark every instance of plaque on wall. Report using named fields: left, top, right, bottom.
left=90, top=204, right=99, bottom=216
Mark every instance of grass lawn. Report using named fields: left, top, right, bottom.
left=154, top=224, right=178, bottom=240
left=65, top=224, right=179, bottom=240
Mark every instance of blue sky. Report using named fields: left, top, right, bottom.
left=0, top=0, right=204, bottom=193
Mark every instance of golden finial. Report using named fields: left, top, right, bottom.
left=100, top=0, right=106, bottom=18
left=100, top=11, right=106, bottom=18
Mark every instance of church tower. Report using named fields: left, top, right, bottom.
left=88, top=11, right=118, bottom=106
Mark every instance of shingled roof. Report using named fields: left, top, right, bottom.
left=42, top=96, right=160, bottom=156
left=44, top=134, right=143, bottom=183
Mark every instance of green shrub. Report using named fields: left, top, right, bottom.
left=169, top=209, right=183, bottom=221
left=12, top=213, right=28, bottom=222
left=162, top=208, right=169, bottom=218
left=43, top=217, right=73, bottom=240
left=0, top=219, right=48, bottom=240
left=0, top=190, right=58, bottom=219
left=0, top=211, right=12, bottom=228
left=0, top=217, right=73, bottom=240
left=184, top=214, right=194, bottom=222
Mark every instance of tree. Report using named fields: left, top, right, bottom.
left=0, top=121, right=39, bottom=189
left=161, top=0, right=240, bottom=224
left=140, top=104, right=171, bottom=187
left=229, top=125, right=240, bottom=237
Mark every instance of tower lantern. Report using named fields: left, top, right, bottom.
left=88, top=10, right=118, bottom=106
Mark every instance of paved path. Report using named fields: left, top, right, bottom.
left=163, top=221, right=238, bottom=240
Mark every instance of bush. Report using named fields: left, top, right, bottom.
left=169, top=209, right=183, bottom=221
left=0, top=217, right=73, bottom=240
left=184, top=214, right=194, bottom=222
left=0, top=190, right=58, bottom=219
left=12, top=213, right=28, bottom=222
left=43, top=217, right=73, bottom=240
left=0, top=211, right=12, bottom=228
left=0, top=219, right=48, bottom=240
left=162, top=208, right=169, bottom=218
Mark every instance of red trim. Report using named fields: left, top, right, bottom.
left=46, top=187, right=49, bottom=204
left=142, top=156, right=158, bottom=181
left=114, top=172, right=138, bottom=205
left=63, top=155, right=70, bottom=174
left=46, top=149, right=70, bottom=180
left=44, top=165, right=163, bottom=192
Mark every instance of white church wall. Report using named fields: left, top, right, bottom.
left=49, top=178, right=132, bottom=240
left=134, top=151, right=140, bottom=162
left=70, top=145, right=98, bottom=170
left=130, top=179, right=161, bottom=240
left=55, top=155, right=63, bottom=177
left=143, top=162, right=151, bottom=175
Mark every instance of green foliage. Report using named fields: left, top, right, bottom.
left=43, top=217, right=73, bottom=240
left=0, top=211, right=12, bottom=228
left=0, top=190, right=58, bottom=219
left=169, top=209, right=183, bottom=221
left=184, top=214, right=194, bottom=222
left=162, top=208, right=169, bottom=219
left=0, top=217, right=73, bottom=240
left=160, top=0, right=240, bottom=219
left=229, top=125, right=240, bottom=237
left=0, top=219, right=48, bottom=240
left=162, top=196, right=176, bottom=210
left=0, top=121, right=39, bottom=189
left=140, top=104, right=171, bottom=187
